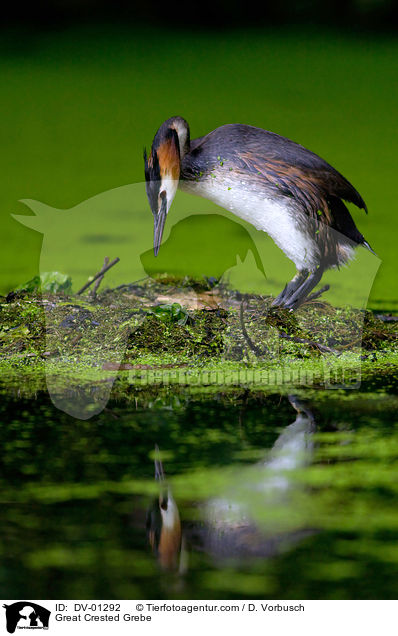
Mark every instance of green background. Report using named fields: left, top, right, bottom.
left=1, top=26, right=397, bottom=308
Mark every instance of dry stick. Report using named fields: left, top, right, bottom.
left=69, top=333, right=83, bottom=347
left=376, top=314, right=398, bottom=323
left=115, top=277, right=148, bottom=291
left=279, top=331, right=337, bottom=354
left=239, top=300, right=270, bottom=357
left=77, top=257, right=120, bottom=295
left=90, top=256, right=109, bottom=299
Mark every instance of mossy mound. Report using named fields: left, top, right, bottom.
left=1, top=280, right=397, bottom=362
left=0, top=277, right=397, bottom=399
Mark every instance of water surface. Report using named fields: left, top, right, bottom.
left=1, top=386, right=397, bottom=599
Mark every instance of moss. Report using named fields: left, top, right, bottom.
left=127, top=308, right=228, bottom=358
left=0, top=279, right=397, bottom=400
left=361, top=312, right=397, bottom=350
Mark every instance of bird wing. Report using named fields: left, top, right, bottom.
left=187, top=124, right=370, bottom=258
left=234, top=127, right=369, bottom=249
left=193, top=125, right=367, bottom=216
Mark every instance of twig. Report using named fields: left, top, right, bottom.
left=69, top=333, right=83, bottom=347
left=77, top=257, right=120, bottom=295
left=104, top=407, right=119, bottom=420
left=375, top=314, right=398, bottom=323
left=306, top=284, right=330, bottom=303
left=90, top=256, right=109, bottom=299
left=240, top=300, right=270, bottom=357
left=115, top=277, right=148, bottom=290
left=279, top=331, right=337, bottom=354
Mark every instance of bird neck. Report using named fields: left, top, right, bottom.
left=164, top=116, right=190, bottom=159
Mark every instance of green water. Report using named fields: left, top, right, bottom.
left=0, top=26, right=397, bottom=310
left=1, top=23, right=397, bottom=601
left=1, top=386, right=398, bottom=599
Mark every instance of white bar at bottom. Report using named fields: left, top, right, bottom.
left=1, top=599, right=396, bottom=636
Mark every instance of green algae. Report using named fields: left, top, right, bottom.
left=0, top=279, right=397, bottom=401
left=1, top=385, right=398, bottom=599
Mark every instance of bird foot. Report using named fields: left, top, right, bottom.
left=305, top=284, right=330, bottom=303
left=271, top=283, right=289, bottom=307
left=282, top=284, right=330, bottom=310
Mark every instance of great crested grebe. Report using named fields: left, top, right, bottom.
left=144, top=116, right=373, bottom=309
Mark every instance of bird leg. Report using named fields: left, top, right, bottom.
left=272, top=270, right=309, bottom=307
left=282, top=267, right=324, bottom=310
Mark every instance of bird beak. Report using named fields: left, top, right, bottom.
left=153, top=193, right=168, bottom=257
left=154, top=444, right=165, bottom=481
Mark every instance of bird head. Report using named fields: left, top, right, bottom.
left=144, top=117, right=190, bottom=256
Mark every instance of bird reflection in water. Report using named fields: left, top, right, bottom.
left=146, top=445, right=186, bottom=572
left=147, top=396, right=315, bottom=571
left=200, top=395, right=316, bottom=559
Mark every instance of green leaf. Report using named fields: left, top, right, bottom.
left=15, top=275, right=41, bottom=293
left=16, top=272, right=73, bottom=293
left=40, top=272, right=72, bottom=292
left=150, top=302, right=189, bottom=325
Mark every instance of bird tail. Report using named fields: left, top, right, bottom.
left=328, top=196, right=377, bottom=257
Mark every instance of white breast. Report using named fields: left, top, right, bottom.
left=180, top=178, right=321, bottom=272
